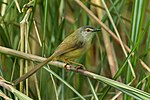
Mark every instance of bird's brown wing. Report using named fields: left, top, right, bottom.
left=53, top=33, right=85, bottom=58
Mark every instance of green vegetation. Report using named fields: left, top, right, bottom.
left=0, top=0, right=150, bottom=100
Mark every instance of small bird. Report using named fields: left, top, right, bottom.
left=13, top=26, right=100, bottom=85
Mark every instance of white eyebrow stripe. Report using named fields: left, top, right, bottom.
left=85, top=28, right=93, bottom=31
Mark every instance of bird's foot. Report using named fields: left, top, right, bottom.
left=64, top=63, right=71, bottom=69
left=75, top=65, right=84, bottom=70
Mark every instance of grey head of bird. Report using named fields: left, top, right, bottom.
left=76, top=26, right=100, bottom=42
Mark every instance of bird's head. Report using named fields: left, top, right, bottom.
left=78, top=26, right=101, bottom=41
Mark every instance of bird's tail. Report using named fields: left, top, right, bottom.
left=13, top=54, right=55, bottom=85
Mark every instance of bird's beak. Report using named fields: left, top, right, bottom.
left=92, top=29, right=101, bottom=32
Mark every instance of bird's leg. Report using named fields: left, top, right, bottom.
left=63, top=59, right=71, bottom=69
left=66, top=60, right=84, bottom=70
left=64, top=63, right=69, bottom=69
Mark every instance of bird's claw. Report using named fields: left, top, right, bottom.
left=64, top=63, right=71, bottom=69
left=75, top=65, right=84, bottom=70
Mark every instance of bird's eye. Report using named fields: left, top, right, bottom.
left=85, top=28, right=91, bottom=32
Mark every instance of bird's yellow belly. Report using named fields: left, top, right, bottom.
left=58, top=48, right=84, bottom=60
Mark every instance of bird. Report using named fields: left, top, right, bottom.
left=13, top=26, right=101, bottom=85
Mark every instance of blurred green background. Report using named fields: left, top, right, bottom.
left=0, top=0, right=150, bottom=100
